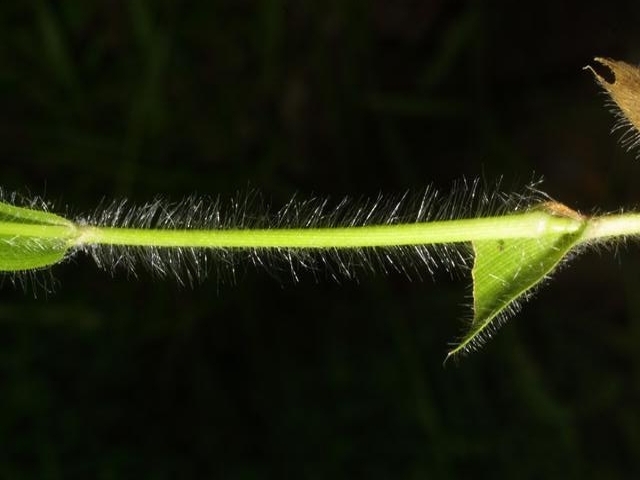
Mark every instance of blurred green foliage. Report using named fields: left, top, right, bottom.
left=2, top=1, right=640, bottom=478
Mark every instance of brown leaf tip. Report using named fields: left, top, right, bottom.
left=586, top=57, right=640, bottom=152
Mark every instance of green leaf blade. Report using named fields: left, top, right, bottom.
left=447, top=203, right=587, bottom=359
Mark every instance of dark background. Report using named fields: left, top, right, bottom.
left=1, top=1, right=640, bottom=478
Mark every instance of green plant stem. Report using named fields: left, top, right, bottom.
left=3, top=209, right=640, bottom=251
left=582, top=213, right=640, bottom=241
left=73, top=210, right=585, bottom=248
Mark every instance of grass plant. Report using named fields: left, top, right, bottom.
left=1, top=56, right=638, bottom=359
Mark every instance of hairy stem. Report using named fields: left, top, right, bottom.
left=73, top=209, right=585, bottom=249
left=582, top=213, right=640, bottom=241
